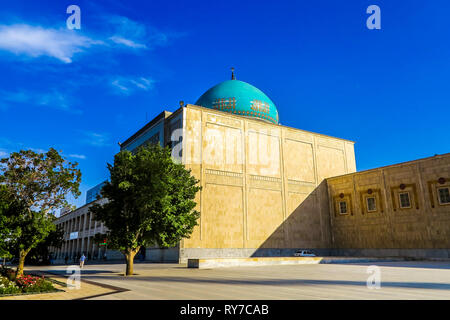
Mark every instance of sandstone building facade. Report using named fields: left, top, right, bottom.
left=327, top=153, right=450, bottom=258
left=178, top=104, right=356, bottom=261
left=52, top=77, right=450, bottom=261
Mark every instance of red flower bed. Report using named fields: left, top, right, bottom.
left=16, top=275, right=43, bottom=288
left=0, top=267, right=55, bottom=294
left=15, top=274, right=53, bottom=293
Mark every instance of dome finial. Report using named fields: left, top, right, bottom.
left=231, top=67, right=236, bottom=80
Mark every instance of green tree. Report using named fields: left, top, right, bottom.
left=26, top=226, right=64, bottom=265
left=93, top=233, right=107, bottom=245
left=89, top=144, right=200, bottom=276
left=0, top=148, right=81, bottom=276
left=0, top=185, right=17, bottom=261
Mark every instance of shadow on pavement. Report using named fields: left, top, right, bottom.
left=342, top=261, right=450, bottom=270
left=77, top=274, right=450, bottom=291
left=43, top=269, right=117, bottom=275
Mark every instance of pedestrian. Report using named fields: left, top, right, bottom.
left=79, top=253, right=86, bottom=269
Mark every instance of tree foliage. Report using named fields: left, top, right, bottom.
left=89, top=144, right=201, bottom=275
left=26, top=226, right=64, bottom=265
left=0, top=148, right=81, bottom=275
left=3, top=206, right=57, bottom=265
left=0, top=148, right=81, bottom=214
left=0, top=185, right=18, bottom=259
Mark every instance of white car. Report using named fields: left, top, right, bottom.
left=294, top=250, right=316, bottom=257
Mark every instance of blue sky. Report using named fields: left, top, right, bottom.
left=0, top=0, right=449, bottom=209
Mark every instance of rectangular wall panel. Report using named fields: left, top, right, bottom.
left=317, top=145, right=346, bottom=182
left=247, top=188, right=284, bottom=247
left=284, top=139, right=315, bottom=183
left=202, top=184, right=244, bottom=248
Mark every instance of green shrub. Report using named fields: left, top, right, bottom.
left=0, top=276, right=20, bottom=295
left=16, top=274, right=55, bottom=293
left=0, top=266, right=16, bottom=281
left=0, top=272, right=56, bottom=295
left=22, top=279, right=55, bottom=293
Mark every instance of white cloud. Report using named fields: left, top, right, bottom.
left=0, top=149, right=9, bottom=158
left=107, top=15, right=146, bottom=36
left=38, top=91, right=72, bottom=112
left=0, top=24, right=103, bottom=63
left=82, top=131, right=110, bottom=147
left=1, top=91, right=29, bottom=103
left=29, top=147, right=47, bottom=154
left=106, top=15, right=175, bottom=49
left=132, top=77, right=153, bottom=89
left=107, top=16, right=150, bottom=49
left=0, top=89, right=81, bottom=114
left=68, top=154, right=86, bottom=160
left=0, top=17, right=181, bottom=63
left=111, top=79, right=129, bottom=93
left=111, top=76, right=154, bottom=95
left=109, top=36, right=147, bottom=49
left=0, top=142, right=87, bottom=160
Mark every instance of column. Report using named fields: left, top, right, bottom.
left=86, top=213, right=92, bottom=259
left=80, top=213, right=87, bottom=255
left=69, top=240, right=73, bottom=262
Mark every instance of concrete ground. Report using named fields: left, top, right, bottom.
left=25, top=260, right=450, bottom=300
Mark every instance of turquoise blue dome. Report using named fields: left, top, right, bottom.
left=195, top=80, right=279, bottom=124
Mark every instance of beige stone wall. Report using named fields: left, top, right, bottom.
left=327, top=154, right=450, bottom=250
left=180, top=104, right=356, bottom=254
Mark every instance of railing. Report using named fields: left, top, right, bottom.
left=63, top=226, right=108, bottom=240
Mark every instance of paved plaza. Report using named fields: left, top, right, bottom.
left=20, top=260, right=450, bottom=300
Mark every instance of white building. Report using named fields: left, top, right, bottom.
left=51, top=199, right=122, bottom=262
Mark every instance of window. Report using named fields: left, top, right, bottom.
left=438, top=187, right=450, bottom=205
left=339, top=201, right=348, bottom=214
left=399, top=192, right=411, bottom=209
left=366, top=197, right=377, bottom=212
left=143, top=133, right=160, bottom=147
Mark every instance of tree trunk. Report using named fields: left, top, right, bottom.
left=124, top=248, right=139, bottom=276
left=16, top=249, right=30, bottom=277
